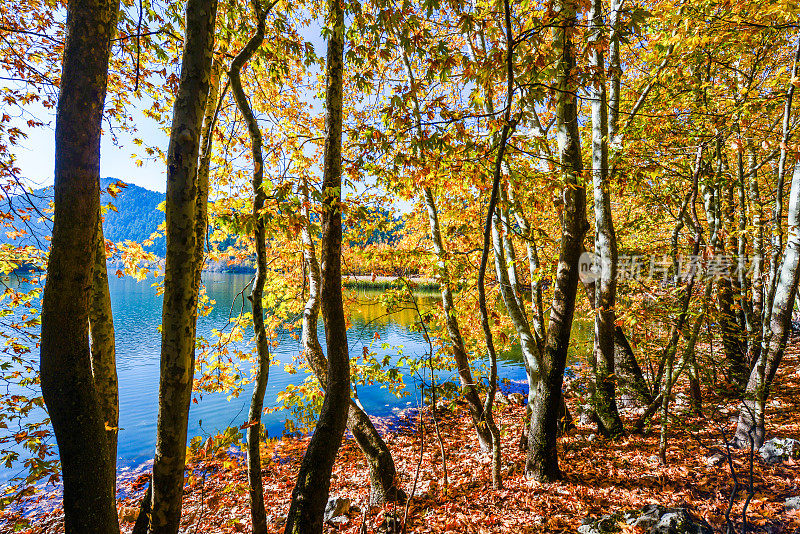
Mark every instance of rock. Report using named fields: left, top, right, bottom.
left=619, top=393, right=638, bottom=409
left=786, top=497, right=800, bottom=511
left=578, top=504, right=713, bottom=534
left=704, top=453, right=724, bottom=467
left=434, top=399, right=450, bottom=412
left=758, top=437, right=800, bottom=465
left=790, top=320, right=800, bottom=336
left=587, top=433, right=596, bottom=442
left=324, top=497, right=351, bottom=523
left=648, top=455, right=661, bottom=464
left=377, top=514, right=401, bottom=533
left=508, top=392, right=525, bottom=405
left=495, top=393, right=510, bottom=405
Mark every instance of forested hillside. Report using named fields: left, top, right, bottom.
left=0, top=178, right=166, bottom=256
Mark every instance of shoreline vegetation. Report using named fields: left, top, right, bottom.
left=13, top=345, right=800, bottom=534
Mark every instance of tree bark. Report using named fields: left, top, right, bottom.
left=149, top=1, right=217, bottom=532
left=398, top=42, right=493, bottom=451
left=762, top=39, right=800, bottom=354
left=526, top=0, right=587, bottom=482
left=90, top=216, right=119, bottom=484
left=229, top=2, right=272, bottom=531
left=284, top=1, right=350, bottom=530
left=734, top=162, right=800, bottom=448
left=299, top=180, right=405, bottom=504
left=421, top=187, right=493, bottom=451
left=40, top=0, right=121, bottom=531
left=747, top=142, right=764, bottom=367
left=588, top=0, right=624, bottom=439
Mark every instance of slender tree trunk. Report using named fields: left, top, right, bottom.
left=420, top=187, right=493, bottom=451
left=716, top=156, right=748, bottom=390
left=475, top=0, right=516, bottom=489
left=299, top=180, right=405, bottom=504
left=492, top=188, right=546, bottom=451
left=284, top=2, right=350, bottom=530
left=747, top=142, right=764, bottom=367
left=526, top=0, right=587, bottom=482
left=398, top=42, right=493, bottom=451
left=492, top=196, right=542, bottom=403
left=737, top=151, right=751, bottom=339
left=149, top=1, right=218, bottom=531
left=90, top=216, right=119, bottom=483
left=588, top=0, right=623, bottom=439
left=734, top=162, right=800, bottom=448
left=762, top=40, right=800, bottom=349
left=40, top=0, right=121, bottom=531
left=229, top=2, right=272, bottom=531
left=499, top=198, right=526, bottom=314
left=507, top=184, right=546, bottom=351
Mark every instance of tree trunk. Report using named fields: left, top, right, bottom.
left=229, top=2, right=271, bottom=531
left=747, top=142, right=764, bottom=367
left=734, top=162, right=800, bottom=449
left=716, top=165, right=748, bottom=390
left=492, top=190, right=545, bottom=451
left=90, top=216, right=119, bottom=484
left=398, top=40, right=493, bottom=451
left=475, top=0, right=516, bottom=489
left=299, top=180, right=405, bottom=504
left=284, top=2, right=350, bottom=530
left=526, top=0, right=587, bottom=482
left=507, top=183, right=546, bottom=351
left=149, top=1, right=218, bottom=531
left=588, top=0, right=623, bottom=439
left=40, top=0, right=121, bottom=531
left=420, top=187, right=494, bottom=451
left=762, top=40, right=800, bottom=356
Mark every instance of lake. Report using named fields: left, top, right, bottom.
left=1, top=272, right=592, bottom=488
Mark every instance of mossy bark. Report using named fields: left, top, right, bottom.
left=40, top=0, right=121, bottom=532
left=284, top=1, right=350, bottom=530
left=526, top=0, right=587, bottom=482
left=89, top=216, right=119, bottom=482
left=149, top=1, right=218, bottom=532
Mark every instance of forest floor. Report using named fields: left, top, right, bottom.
left=17, top=347, right=800, bottom=533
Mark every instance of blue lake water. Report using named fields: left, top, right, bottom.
left=1, top=272, right=592, bottom=489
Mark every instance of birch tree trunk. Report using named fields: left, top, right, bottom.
left=734, top=161, right=800, bottom=449
left=588, top=0, right=623, bottom=438
left=284, top=1, right=350, bottom=529
left=526, top=0, right=588, bottom=481
left=40, top=0, right=121, bottom=531
left=149, top=1, right=217, bottom=531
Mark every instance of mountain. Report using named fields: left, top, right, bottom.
left=0, top=178, right=166, bottom=256
left=0, top=178, right=403, bottom=263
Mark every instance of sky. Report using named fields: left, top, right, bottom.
left=13, top=99, right=170, bottom=192
left=11, top=14, right=328, bottom=195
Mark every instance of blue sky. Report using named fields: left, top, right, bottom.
left=11, top=14, right=328, bottom=195
left=13, top=99, right=170, bottom=192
